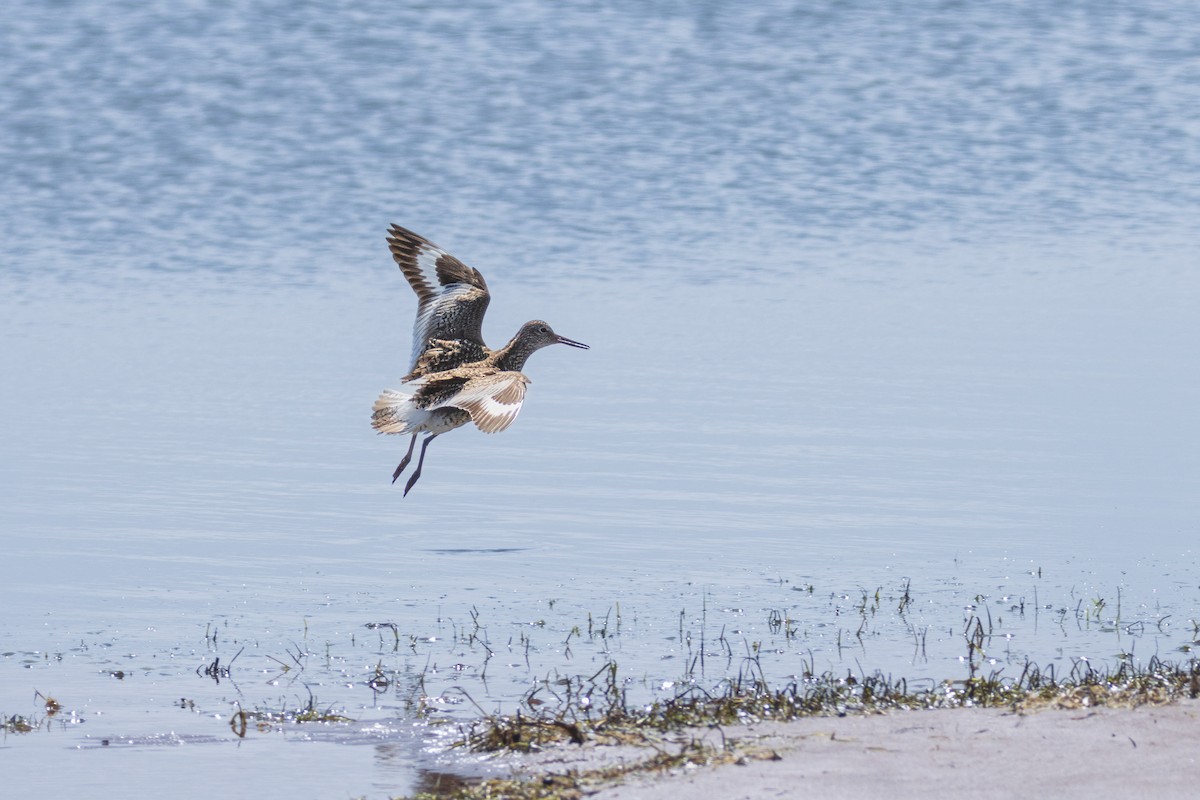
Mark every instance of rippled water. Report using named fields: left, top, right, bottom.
left=3, top=1, right=1199, bottom=798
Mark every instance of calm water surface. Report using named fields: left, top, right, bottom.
left=3, top=1, right=1199, bottom=798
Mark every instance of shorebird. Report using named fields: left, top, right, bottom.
left=372, top=225, right=589, bottom=495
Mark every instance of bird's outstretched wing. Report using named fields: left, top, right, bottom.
left=417, top=370, right=530, bottom=434
left=387, top=225, right=491, bottom=374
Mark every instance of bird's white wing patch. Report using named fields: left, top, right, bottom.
left=388, top=225, right=474, bottom=300
left=409, top=238, right=445, bottom=289
left=436, top=372, right=529, bottom=434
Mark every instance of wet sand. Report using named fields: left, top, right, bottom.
left=503, top=700, right=1200, bottom=799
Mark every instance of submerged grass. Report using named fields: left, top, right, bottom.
left=462, top=654, right=1200, bottom=752
left=2, top=691, right=65, bottom=736
left=228, top=689, right=353, bottom=737
left=402, top=655, right=1200, bottom=800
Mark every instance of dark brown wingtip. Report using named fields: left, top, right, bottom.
left=386, top=225, right=488, bottom=293
left=385, top=225, right=438, bottom=306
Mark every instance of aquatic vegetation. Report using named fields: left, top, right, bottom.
left=453, top=654, right=1199, bottom=756
left=227, top=697, right=354, bottom=737
left=2, top=714, right=36, bottom=734
left=2, top=691, right=63, bottom=736
left=398, top=655, right=1200, bottom=799
left=3, top=574, right=1197, bottom=799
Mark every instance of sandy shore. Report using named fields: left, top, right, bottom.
left=498, top=700, right=1200, bottom=799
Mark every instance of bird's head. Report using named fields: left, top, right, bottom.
left=518, top=320, right=589, bottom=351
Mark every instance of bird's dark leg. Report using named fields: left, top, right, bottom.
left=403, top=433, right=439, bottom=497
left=391, top=434, right=418, bottom=484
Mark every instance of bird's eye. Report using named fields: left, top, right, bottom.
left=538, top=326, right=549, bottom=333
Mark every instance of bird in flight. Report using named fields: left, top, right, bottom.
left=372, top=225, right=589, bottom=496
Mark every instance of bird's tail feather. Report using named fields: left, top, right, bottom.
left=372, top=389, right=421, bottom=434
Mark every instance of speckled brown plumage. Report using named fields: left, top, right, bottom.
left=373, top=225, right=589, bottom=495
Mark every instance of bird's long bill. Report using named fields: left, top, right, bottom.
left=557, top=334, right=590, bottom=350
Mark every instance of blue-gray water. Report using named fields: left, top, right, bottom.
left=2, top=1, right=1199, bottom=798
